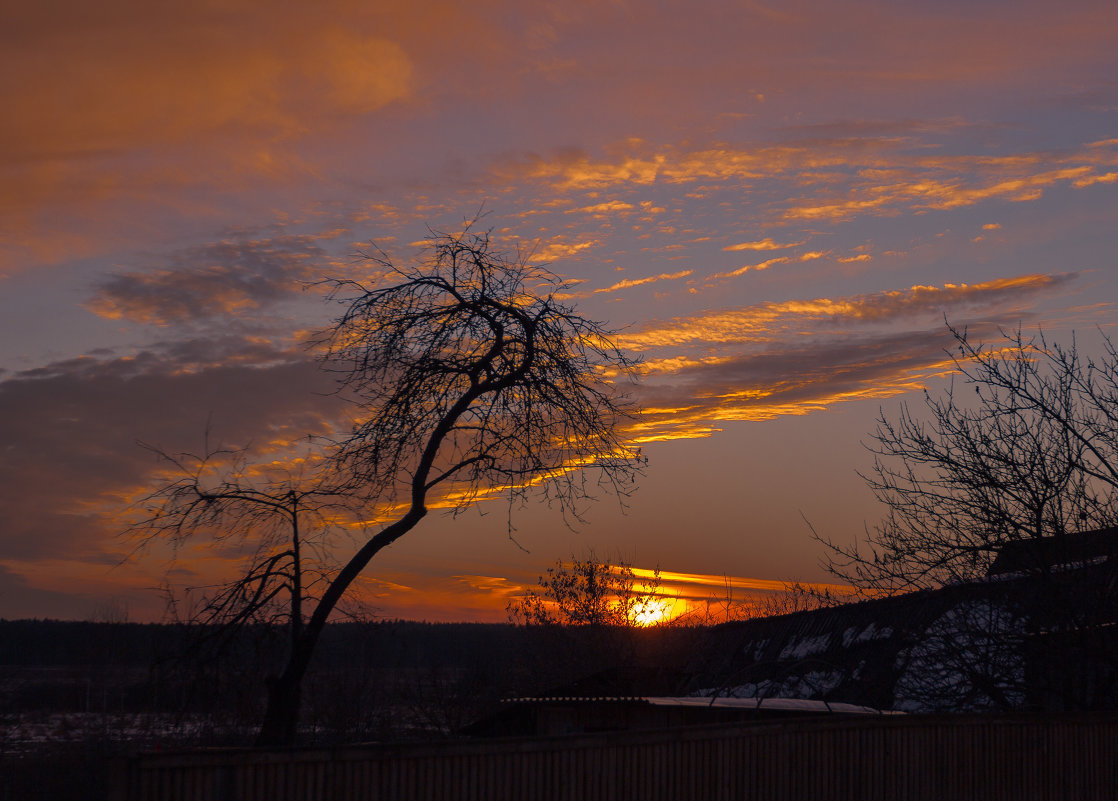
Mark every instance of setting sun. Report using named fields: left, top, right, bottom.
left=632, top=597, right=676, bottom=627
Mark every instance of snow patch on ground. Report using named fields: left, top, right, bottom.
left=778, top=633, right=831, bottom=661
left=842, top=623, right=894, bottom=648
left=892, top=600, right=1025, bottom=713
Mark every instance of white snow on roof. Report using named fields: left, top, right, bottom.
left=502, top=696, right=902, bottom=715
left=646, top=697, right=901, bottom=715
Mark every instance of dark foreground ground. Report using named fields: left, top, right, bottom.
left=0, top=619, right=702, bottom=801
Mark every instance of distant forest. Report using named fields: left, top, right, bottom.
left=1, top=618, right=700, bottom=734
left=2, top=619, right=702, bottom=801
left=2, top=618, right=527, bottom=670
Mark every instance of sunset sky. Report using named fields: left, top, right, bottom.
left=2, top=0, right=1117, bottom=622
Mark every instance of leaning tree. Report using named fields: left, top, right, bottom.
left=132, top=225, right=643, bottom=746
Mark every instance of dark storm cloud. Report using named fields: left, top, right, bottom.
left=0, top=564, right=98, bottom=620
left=86, top=235, right=333, bottom=325
left=0, top=339, right=347, bottom=563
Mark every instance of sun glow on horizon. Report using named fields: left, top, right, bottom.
left=632, top=597, right=675, bottom=626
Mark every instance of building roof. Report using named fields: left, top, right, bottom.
left=987, top=525, right=1118, bottom=576
left=501, top=696, right=895, bottom=715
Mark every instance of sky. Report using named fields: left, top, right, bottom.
left=2, top=0, right=1117, bottom=623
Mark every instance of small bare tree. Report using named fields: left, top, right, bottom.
left=507, top=554, right=665, bottom=627
left=129, top=440, right=357, bottom=732
left=132, top=224, right=643, bottom=746
left=134, top=443, right=347, bottom=635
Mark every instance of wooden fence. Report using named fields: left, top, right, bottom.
left=110, top=712, right=1118, bottom=801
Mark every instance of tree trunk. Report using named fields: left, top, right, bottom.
left=253, top=506, right=428, bottom=748
left=256, top=667, right=303, bottom=747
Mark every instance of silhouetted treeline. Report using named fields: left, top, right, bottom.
left=0, top=618, right=703, bottom=801
left=1, top=619, right=521, bottom=668
left=0, top=618, right=702, bottom=720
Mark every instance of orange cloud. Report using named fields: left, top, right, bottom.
left=622, top=273, right=1073, bottom=351
left=722, top=238, right=804, bottom=251
left=593, top=270, right=693, bottom=294
left=567, top=201, right=637, bottom=215
left=529, top=238, right=600, bottom=263
left=625, top=338, right=963, bottom=443
left=2, top=2, right=513, bottom=274
left=630, top=566, right=855, bottom=597
left=615, top=273, right=1083, bottom=443
left=1, top=11, right=413, bottom=204
left=1074, top=172, right=1118, bottom=188
left=501, top=137, right=1118, bottom=229
left=711, top=257, right=792, bottom=280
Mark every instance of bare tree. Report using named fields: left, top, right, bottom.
left=133, top=442, right=348, bottom=635
left=132, top=225, right=643, bottom=746
left=820, top=325, right=1118, bottom=591
left=818, top=324, right=1118, bottom=710
left=507, top=554, right=665, bottom=627
left=128, top=440, right=358, bottom=731
left=891, top=593, right=1027, bottom=712
left=506, top=554, right=683, bottom=699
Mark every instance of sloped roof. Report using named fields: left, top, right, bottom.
left=500, top=696, right=894, bottom=715
left=687, top=528, right=1118, bottom=713
left=687, top=586, right=980, bottom=710
left=987, top=525, right=1118, bottom=576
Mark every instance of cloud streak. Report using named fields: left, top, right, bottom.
left=499, top=138, right=1118, bottom=227
left=723, top=238, right=804, bottom=252
left=593, top=270, right=693, bottom=294
left=627, top=329, right=960, bottom=442
left=618, top=273, right=1082, bottom=442
left=621, top=274, right=1074, bottom=351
